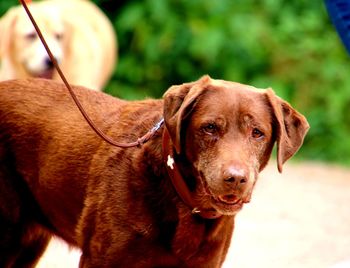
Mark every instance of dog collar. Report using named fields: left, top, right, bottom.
left=162, top=127, right=222, bottom=220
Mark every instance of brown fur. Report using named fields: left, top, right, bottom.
left=0, top=76, right=309, bottom=267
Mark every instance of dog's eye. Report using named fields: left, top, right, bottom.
left=25, top=32, right=37, bottom=40
left=55, top=33, right=64, bottom=40
left=252, top=128, right=264, bottom=139
left=203, top=123, right=217, bottom=134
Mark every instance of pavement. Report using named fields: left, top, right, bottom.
left=37, top=161, right=350, bottom=268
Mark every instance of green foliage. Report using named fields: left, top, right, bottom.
left=0, top=0, right=18, bottom=15
left=1, top=0, right=350, bottom=165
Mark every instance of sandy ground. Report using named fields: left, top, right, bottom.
left=36, top=161, right=350, bottom=268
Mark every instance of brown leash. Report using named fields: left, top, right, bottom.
left=19, top=0, right=163, bottom=148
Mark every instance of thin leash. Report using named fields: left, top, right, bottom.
left=18, top=0, right=221, bottom=219
left=18, top=0, right=164, bottom=148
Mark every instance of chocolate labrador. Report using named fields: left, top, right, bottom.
left=0, top=76, right=309, bottom=267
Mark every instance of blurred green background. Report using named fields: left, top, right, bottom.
left=1, top=0, right=350, bottom=165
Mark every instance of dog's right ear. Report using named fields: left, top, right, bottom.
left=0, top=8, right=18, bottom=57
left=163, top=75, right=210, bottom=154
left=266, top=89, right=310, bottom=173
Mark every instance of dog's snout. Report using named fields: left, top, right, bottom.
left=223, top=167, right=248, bottom=186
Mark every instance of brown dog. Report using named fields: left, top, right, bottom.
left=0, top=76, right=309, bottom=267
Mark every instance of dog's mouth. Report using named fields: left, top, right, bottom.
left=218, top=194, right=242, bottom=205
left=211, top=194, right=245, bottom=214
left=197, top=172, right=249, bottom=215
left=35, top=68, right=55, bottom=79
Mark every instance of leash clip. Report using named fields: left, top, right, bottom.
left=151, top=118, right=164, bottom=133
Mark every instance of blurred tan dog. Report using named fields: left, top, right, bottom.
left=0, top=0, right=117, bottom=91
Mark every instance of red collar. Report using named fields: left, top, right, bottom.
left=162, top=127, right=222, bottom=220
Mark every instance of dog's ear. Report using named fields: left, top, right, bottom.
left=163, top=75, right=210, bottom=154
left=266, top=89, right=310, bottom=173
left=0, top=8, right=18, bottom=57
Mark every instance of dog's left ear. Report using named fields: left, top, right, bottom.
left=163, top=75, right=210, bottom=154
left=0, top=8, right=18, bottom=57
left=266, top=89, right=310, bottom=173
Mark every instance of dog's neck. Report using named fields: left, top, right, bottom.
left=161, top=127, right=223, bottom=220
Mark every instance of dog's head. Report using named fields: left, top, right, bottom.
left=163, top=75, right=309, bottom=215
left=0, top=2, right=66, bottom=79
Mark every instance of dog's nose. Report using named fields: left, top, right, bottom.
left=223, top=167, right=248, bottom=187
left=44, top=57, right=54, bottom=69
